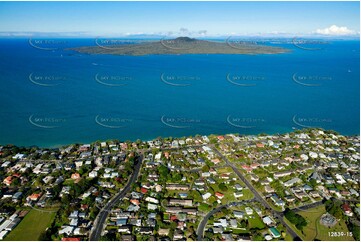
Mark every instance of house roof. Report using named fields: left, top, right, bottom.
left=130, top=199, right=140, bottom=205
left=71, top=173, right=81, bottom=179
left=215, top=192, right=224, bottom=198
left=342, top=203, right=352, bottom=212
left=28, top=193, right=41, bottom=200
left=3, top=176, right=12, bottom=184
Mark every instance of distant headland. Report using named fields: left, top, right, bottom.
left=69, top=37, right=290, bottom=56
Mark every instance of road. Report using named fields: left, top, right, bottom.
left=292, top=200, right=324, bottom=213
left=292, top=197, right=359, bottom=213
left=209, top=145, right=300, bottom=241
left=196, top=199, right=256, bottom=240
left=89, top=154, right=143, bottom=241
left=87, top=142, right=322, bottom=240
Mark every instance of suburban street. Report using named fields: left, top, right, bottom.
left=196, top=199, right=256, bottom=240
left=210, top=145, right=301, bottom=240
left=89, top=142, right=346, bottom=241
left=89, top=154, right=143, bottom=241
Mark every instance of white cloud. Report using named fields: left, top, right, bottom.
left=198, top=30, right=207, bottom=36
left=315, top=25, right=356, bottom=36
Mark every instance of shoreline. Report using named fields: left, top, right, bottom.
left=69, top=37, right=290, bottom=56
left=1, top=128, right=359, bottom=149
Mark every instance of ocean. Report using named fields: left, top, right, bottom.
left=0, top=38, right=359, bottom=147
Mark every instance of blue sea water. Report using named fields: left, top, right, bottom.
left=0, top=38, right=359, bottom=147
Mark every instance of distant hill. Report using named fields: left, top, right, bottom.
left=69, top=37, right=289, bottom=56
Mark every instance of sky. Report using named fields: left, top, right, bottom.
left=0, top=1, right=359, bottom=37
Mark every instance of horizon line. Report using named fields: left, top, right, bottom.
left=0, top=32, right=360, bottom=39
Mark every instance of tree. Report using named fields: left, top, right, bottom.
left=11, top=178, right=20, bottom=186
left=218, top=182, right=228, bottom=192
left=89, top=206, right=99, bottom=220
left=201, top=164, right=210, bottom=172
left=172, top=173, right=182, bottom=182
left=61, top=194, right=70, bottom=205
left=309, top=178, right=317, bottom=188
left=284, top=208, right=307, bottom=230
left=204, top=231, right=214, bottom=240
left=158, top=165, right=169, bottom=180
left=170, top=221, right=177, bottom=230
left=221, top=207, right=229, bottom=215
left=40, top=152, right=50, bottom=160
left=348, top=224, right=360, bottom=241
left=325, top=199, right=343, bottom=219
left=240, top=219, right=248, bottom=228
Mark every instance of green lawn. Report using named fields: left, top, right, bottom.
left=284, top=233, right=294, bottom=241
left=284, top=215, right=307, bottom=240
left=232, top=228, right=249, bottom=234
left=241, top=188, right=254, bottom=201
left=209, top=180, right=254, bottom=205
left=284, top=205, right=354, bottom=241
left=248, top=215, right=265, bottom=230
left=5, top=208, right=57, bottom=241
left=198, top=202, right=213, bottom=213
left=164, top=190, right=183, bottom=197
left=215, top=167, right=233, bottom=174
left=296, top=205, right=325, bottom=240
left=316, top=214, right=354, bottom=241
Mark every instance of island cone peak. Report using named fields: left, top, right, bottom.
left=70, top=37, right=289, bottom=56
left=174, top=36, right=197, bottom=42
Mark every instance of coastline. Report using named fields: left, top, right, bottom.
left=68, top=37, right=290, bottom=56
left=1, top=128, right=359, bottom=149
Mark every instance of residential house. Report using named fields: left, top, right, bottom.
left=342, top=204, right=353, bottom=216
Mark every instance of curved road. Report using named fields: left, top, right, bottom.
left=197, top=199, right=256, bottom=240
left=89, top=155, right=143, bottom=241
left=209, top=146, right=300, bottom=240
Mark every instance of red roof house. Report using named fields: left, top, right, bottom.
left=215, top=192, right=224, bottom=199
left=140, top=187, right=148, bottom=194
left=71, top=173, right=81, bottom=180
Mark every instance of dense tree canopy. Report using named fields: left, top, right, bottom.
left=284, top=208, right=307, bottom=230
